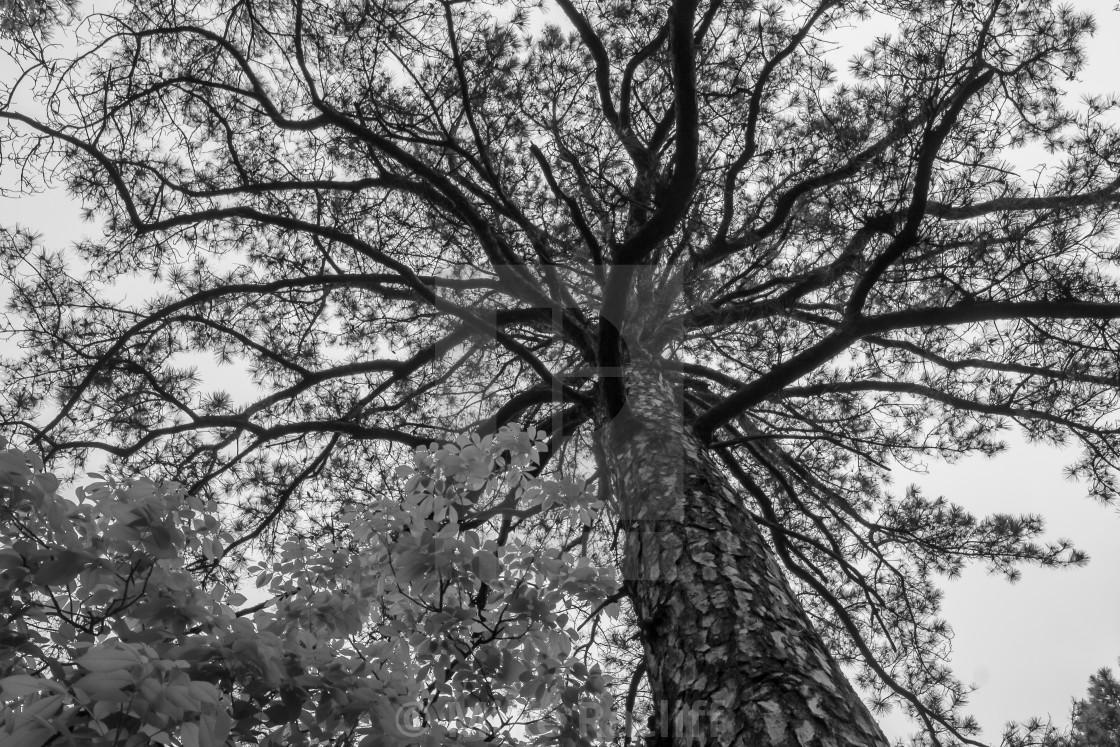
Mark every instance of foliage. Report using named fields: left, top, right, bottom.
left=1067, top=664, right=1120, bottom=747
left=1, top=0, right=1119, bottom=743
left=0, top=0, right=75, bottom=39
left=995, top=661, right=1120, bottom=747
left=0, top=427, right=617, bottom=746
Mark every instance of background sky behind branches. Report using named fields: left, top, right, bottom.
left=1, top=1, right=1118, bottom=742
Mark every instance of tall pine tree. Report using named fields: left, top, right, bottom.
left=2, top=1, right=1117, bottom=743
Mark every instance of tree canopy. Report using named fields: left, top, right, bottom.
left=0, top=429, right=618, bottom=747
left=2, top=0, right=1119, bottom=745
left=1065, top=664, right=1120, bottom=747
left=1002, top=660, right=1120, bottom=747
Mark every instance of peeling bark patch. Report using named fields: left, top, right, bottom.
left=763, top=707, right=788, bottom=745
left=796, top=720, right=817, bottom=745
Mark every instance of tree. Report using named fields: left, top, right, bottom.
left=0, top=0, right=1117, bottom=744
left=0, top=429, right=618, bottom=746
left=1001, top=661, right=1120, bottom=747
left=1067, top=664, right=1120, bottom=747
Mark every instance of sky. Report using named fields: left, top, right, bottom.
left=1, top=1, right=1119, bottom=744
left=821, top=1, right=1120, bottom=741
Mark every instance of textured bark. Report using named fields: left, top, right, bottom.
left=600, top=358, right=889, bottom=747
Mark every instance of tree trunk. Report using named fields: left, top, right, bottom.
left=600, top=358, right=889, bottom=747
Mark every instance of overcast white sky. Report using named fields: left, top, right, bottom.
left=835, top=2, right=1120, bottom=741
left=1, top=1, right=1119, bottom=744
